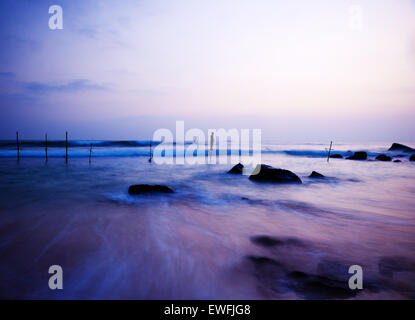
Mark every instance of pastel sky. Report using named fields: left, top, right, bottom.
left=0, top=0, right=414, bottom=142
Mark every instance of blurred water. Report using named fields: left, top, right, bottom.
left=0, top=142, right=414, bottom=299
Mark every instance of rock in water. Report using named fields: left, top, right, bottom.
left=388, top=143, right=415, bottom=153
left=227, top=163, right=244, bottom=174
left=309, top=171, right=325, bottom=178
left=376, top=154, right=392, bottom=162
left=329, top=154, right=343, bottom=159
left=393, top=160, right=402, bottom=163
left=128, top=184, right=174, bottom=195
left=249, top=164, right=302, bottom=184
left=410, top=154, right=415, bottom=162
left=346, top=152, right=367, bottom=160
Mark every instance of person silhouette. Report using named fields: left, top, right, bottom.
left=209, top=132, right=214, bottom=160
left=148, top=141, right=153, bottom=163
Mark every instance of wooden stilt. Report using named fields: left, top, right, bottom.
left=327, top=141, right=333, bottom=162
left=65, top=131, right=68, bottom=164
left=16, top=131, right=20, bottom=161
left=45, top=133, right=48, bottom=162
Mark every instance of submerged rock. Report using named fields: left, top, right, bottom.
left=388, top=143, right=415, bottom=153
left=376, top=154, right=392, bottom=162
left=346, top=151, right=367, bottom=160
left=227, top=163, right=244, bottom=174
left=378, top=256, right=415, bottom=278
left=287, top=270, right=358, bottom=299
left=247, top=255, right=359, bottom=299
left=249, top=164, right=302, bottom=184
left=309, top=171, right=325, bottom=179
left=250, top=235, right=305, bottom=248
left=410, top=154, right=415, bottom=162
left=329, top=154, right=343, bottom=159
left=128, top=184, right=174, bottom=195
left=393, top=160, right=402, bottom=163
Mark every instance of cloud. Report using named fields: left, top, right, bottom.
left=0, top=93, right=38, bottom=109
left=25, top=79, right=108, bottom=93
left=76, top=27, right=99, bottom=39
left=0, top=72, right=16, bottom=78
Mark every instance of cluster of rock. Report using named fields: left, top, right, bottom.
left=387, top=143, right=415, bottom=162
left=127, top=143, right=414, bottom=196
left=228, top=163, right=303, bottom=184
left=332, top=143, right=415, bottom=162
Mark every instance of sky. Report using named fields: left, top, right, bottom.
left=0, top=0, right=414, bottom=142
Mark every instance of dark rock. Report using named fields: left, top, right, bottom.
left=393, top=160, right=402, bottom=163
left=388, top=143, right=415, bottom=153
left=247, top=256, right=283, bottom=267
left=375, top=154, right=392, bottom=162
left=251, top=236, right=283, bottom=247
left=247, top=255, right=362, bottom=299
left=227, top=163, right=244, bottom=174
left=249, top=164, right=302, bottom=184
left=309, top=171, right=325, bottom=178
left=410, top=154, right=415, bottom=162
left=329, top=154, right=343, bottom=159
left=287, top=271, right=358, bottom=299
left=378, top=256, right=415, bottom=278
left=346, top=151, right=367, bottom=160
left=250, top=235, right=305, bottom=248
left=128, top=184, right=174, bottom=195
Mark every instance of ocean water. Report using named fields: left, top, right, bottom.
left=0, top=141, right=414, bottom=299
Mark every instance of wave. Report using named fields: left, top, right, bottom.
left=0, top=140, right=160, bottom=148
left=0, top=140, right=398, bottom=158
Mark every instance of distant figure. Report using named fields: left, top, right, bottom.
left=149, top=141, right=153, bottom=163
left=209, top=132, right=214, bottom=160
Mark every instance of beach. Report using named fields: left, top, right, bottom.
left=0, top=142, right=414, bottom=299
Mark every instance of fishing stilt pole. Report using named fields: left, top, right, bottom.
left=327, top=141, right=333, bottom=162
left=45, top=133, right=48, bottom=162
left=65, top=131, right=68, bottom=164
left=149, top=140, right=153, bottom=163
left=16, top=131, right=20, bottom=161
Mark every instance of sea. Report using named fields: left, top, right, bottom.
left=0, top=140, right=414, bottom=299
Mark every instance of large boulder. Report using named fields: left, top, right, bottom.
left=329, top=154, right=343, bottom=159
left=410, top=154, right=415, bottom=162
left=227, top=163, right=244, bottom=174
left=249, top=164, right=302, bottom=184
left=388, top=143, right=415, bottom=153
left=309, top=171, right=325, bottom=179
left=375, top=154, right=392, bottom=162
left=346, top=152, right=367, bottom=160
left=128, top=184, right=174, bottom=195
